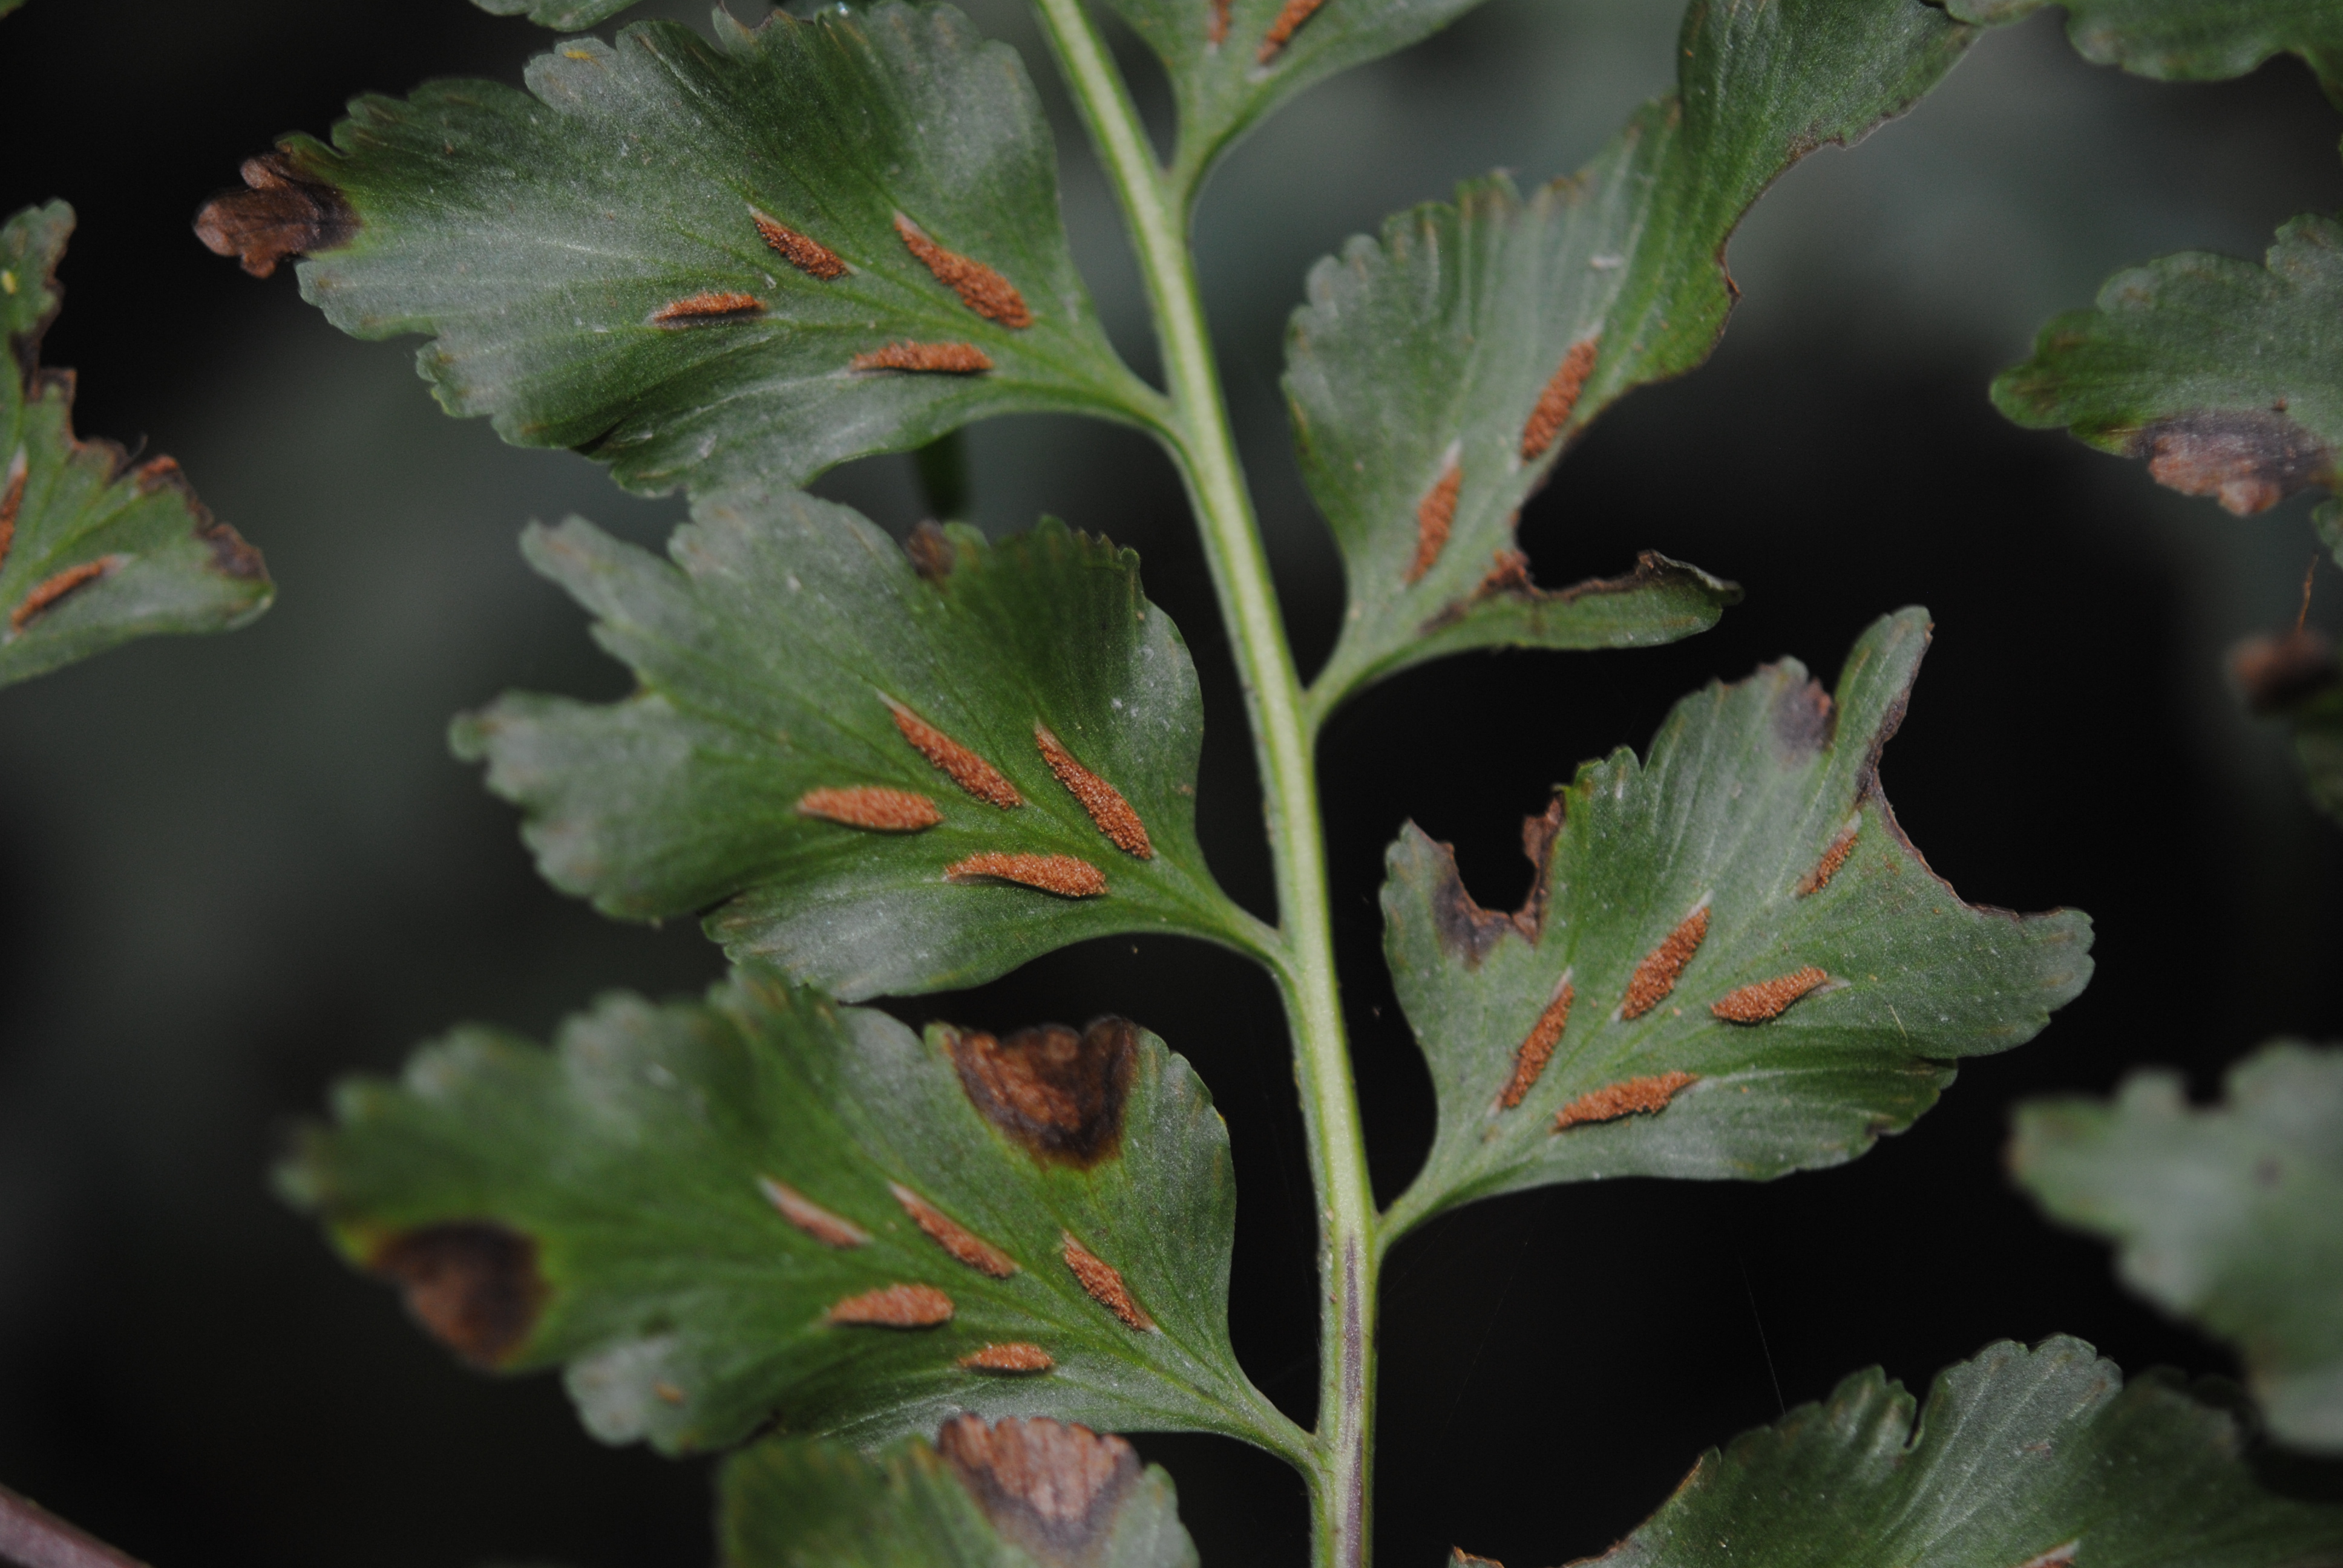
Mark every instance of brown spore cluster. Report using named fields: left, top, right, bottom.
left=885, top=699, right=1023, bottom=807
left=1710, top=966, right=1829, bottom=1024
left=1620, top=906, right=1708, bottom=1019
left=825, top=1282, right=955, bottom=1327
left=649, top=290, right=764, bottom=325
left=1061, top=1232, right=1153, bottom=1330
left=1798, top=825, right=1860, bottom=895
left=11, top=556, right=121, bottom=633
left=1207, top=0, right=1233, bottom=45
left=193, top=151, right=360, bottom=279
left=853, top=341, right=995, bottom=374
left=1407, top=457, right=1462, bottom=583
left=1519, top=338, right=1599, bottom=460
left=1035, top=725, right=1153, bottom=857
left=937, top=1416, right=1139, bottom=1560
left=948, top=1018, right=1136, bottom=1168
left=751, top=209, right=848, bottom=280
left=890, top=1182, right=1018, bottom=1278
left=1257, top=0, right=1329, bottom=60
left=1552, top=1070, right=1699, bottom=1131
left=369, top=1221, right=549, bottom=1368
left=796, top=785, right=942, bottom=832
left=959, top=1342, right=1055, bottom=1373
left=1500, top=979, right=1573, bottom=1109
left=894, top=215, right=1033, bottom=328
left=947, top=852, right=1107, bottom=898
left=758, top=1176, right=870, bottom=1248
left=0, top=448, right=27, bottom=569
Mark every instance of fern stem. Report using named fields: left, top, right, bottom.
left=1024, top=4, right=1378, bottom=1564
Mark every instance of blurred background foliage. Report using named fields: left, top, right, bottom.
left=2, top=1, right=2340, bottom=1564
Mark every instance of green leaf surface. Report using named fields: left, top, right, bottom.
left=2013, top=1042, right=2343, bottom=1453
left=1288, top=0, right=1971, bottom=713
left=724, top=1417, right=1196, bottom=1568
left=1468, top=1336, right=2343, bottom=1567
left=1380, top=610, right=2092, bottom=1236
left=454, top=485, right=1254, bottom=999
left=473, top=0, right=638, bottom=28
left=205, top=4, right=1158, bottom=501
left=1994, top=214, right=2342, bottom=524
left=1098, top=0, right=1495, bottom=195
left=1946, top=0, right=2343, bottom=101
left=282, top=969, right=1296, bottom=1459
left=0, top=203, right=270, bottom=688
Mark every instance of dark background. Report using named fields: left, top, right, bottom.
left=3, top=1, right=2341, bottom=1564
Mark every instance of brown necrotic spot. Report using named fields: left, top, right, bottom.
left=946, top=852, right=1107, bottom=898
left=1476, top=549, right=1533, bottom=598
left=369, top=1221, right=548, bottom=1368
left=757, top=1176, right=869, bottom=1248
left=10, top=555, right=123, bottom=633
left=750, top=207, right=848, bottom=280
left=1620, top=906, right=1708, bottom=1019
left=885, top=697, right=1023, bottom=807
left=1519, top=338, right=1600, bottom=461
left=1257, top=0, right=1329, bottom=60
left=890, top=1181, right=1017, bottom=1278
left=893, top=215, right=1032, bottom=328
left=938, top=1416, right=1140, bottom=1566
left=852, top=341, right=994, bottom=374
left=194, top=151, right=359, bottom=279
left=2131, top=408, right=2335, bottom=516
left=825, top=1282, right=954, bottom=1327
left=1500, top=975, right=1573, bottom=1110
left=905, top=519, right=958, bottom=582
left=649, top=290, right=763, bottom=325
left=1060, top=1232, right=1153, bottom=1331
left=1407, top=451, right=1462, bottom=584
left=1420, top=833, right=1525, bottom=969
left=946, top=1018, right=1136, bottom=1169
left=1710, top=965, right=1830, bottom=1024
left=1553, top=1070, right=1699, bottom=1132
left=0, top=446, right=25, bottom=572
left=796, top=785, right=942, bottom=832
left=1034, top=725, right=1153, bottom=858
left=960, top=1342, right=1055, bottom=1373
left=1772, top=676, right=1837, bottom=759
left=1798, top=822, right=1860, bottom=896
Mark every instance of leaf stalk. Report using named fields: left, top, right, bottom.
left=1024, top=3, right=1380, bottom=1563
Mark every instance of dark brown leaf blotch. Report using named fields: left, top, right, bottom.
left=1421, top=813, right=1558, bottom=967
left=2130, top=408, right=2336, bottom=516
left=948, top=1018, right=1135, bottom=1169
left=194, top=152, right=359, bottom=279
left=1424, top=837, right=1518, bottom=968
left=906, top=519, right=958, bottom=582
left=369, top=1222, right=547, bottom=1368
left=1772, top=675, right=1837, bottom=759
left=937, top=1415, right=1140, bottom=1567
left=1515, top=797, right=1564, bottom=941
